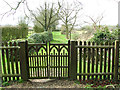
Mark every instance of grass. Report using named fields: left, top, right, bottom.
left=51, top=31, right=68, bottom=44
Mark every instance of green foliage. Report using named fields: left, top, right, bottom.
left=33, top=25, right=44, bottom=33
left=89, top=27, right=116, bottom=44
left=2, top=81, right=10, bottom=87
left=17, top=79, right=24, bottom=83
left=72, top=33, right=80, bottom=41
left=111, top=29, right=118, bottom=40
left=18, top=23, right=28, bottom=38
left=28, top=31, right=53, bottom=43
left=1, top=25, right=28, bottom=42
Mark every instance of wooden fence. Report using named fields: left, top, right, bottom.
left=1, top=42, right=21, bottom=82
left=70, top=40, right=119, bottom=81
left=1, top=40, right=120, bottom=83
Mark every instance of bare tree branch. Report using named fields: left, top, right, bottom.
left=1, top=0, right=26, bottom=19
left=58, top=0, right=82, bottom=39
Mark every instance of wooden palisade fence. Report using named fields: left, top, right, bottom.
left=0, top=40, right=120, bottom=83
left=70, top=40, right=119, bottom=82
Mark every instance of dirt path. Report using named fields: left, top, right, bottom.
left=5, top=79, right=85, bottom=88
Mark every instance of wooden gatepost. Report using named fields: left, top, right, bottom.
left=19, top=41, right=29, bottom=81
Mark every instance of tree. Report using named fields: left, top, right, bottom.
left=1, top=0, right=26, bottom=19
left=17, top=17, right=28, bottom=38
left=58, top=0, right=82, bottom=39
left=26, top=2, right=60, bottom=32
left=33, top=5, right=59, bottom=32
left=84, top=14, right=104, bottom=31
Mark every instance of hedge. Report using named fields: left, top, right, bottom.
left=0, top=26, right=28, bottom=42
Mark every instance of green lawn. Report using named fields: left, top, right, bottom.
left=50, top=31, right=68, bottom=44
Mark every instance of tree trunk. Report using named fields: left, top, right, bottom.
left=66, top=26, right=69, bottom=39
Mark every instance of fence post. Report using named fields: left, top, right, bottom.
left=70, top=41, right=77, bottom=80
left=68, top=40, right=70, bottom=78
left=114, top=40, right=119, bottom=82
left=19, top=41, right=29, bottom=81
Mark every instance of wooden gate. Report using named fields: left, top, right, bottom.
left=27, top=41, right=70, bottom=79
left=28, top=43, right=48, bottom=79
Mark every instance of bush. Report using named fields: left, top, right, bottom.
left=1, top=25, right=28, bottom=42
left=72, top=33, right=80, bottom=41
left=111, top=29, right=118, bottom=40
left=89, top=27, right=116, bottom=44
left=28, top=31, right=53, bottom=43
left=33, top=25, right=44, bottom=33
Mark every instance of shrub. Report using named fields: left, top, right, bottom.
left=72, top=33, right=80, bottom=41
left=33, top=25, right=44, bottom=33
left=28, top=31, right=53, bottom=43
left=89, top=26, right=116, bottom=44
left=111, top=29, right=118, bottom=40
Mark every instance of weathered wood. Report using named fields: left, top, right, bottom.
left=61, top=53, right=62, bottom=77
left=112, top=42, right=115, bottom=79
left=65, top=53, right=68, bottom=77
left=103, top=42, right=107, bottom=79
left=56, top=53, right=58, bottom=77
left=87, top=41, right=90, bottom=80
left=54, top=50, right=55, bottom=77
left=70, top=41, right=77, bottom=80
left=77, top=73, right=113, bottom=75
left=114, top=40, right=119, bottom=82
left=76, top=45, right=114, bottom=48
left=95, top=43, right=99, bottom=80
left=28, top=43, right=46, bottom=46
left=99, top=43, right=103, bottom=79
left=58, top=45, right=60, bottom=79
left=79, top=41, right=82, bottom=80
left=32, top=53, right=35, bottom=77
left=10, top=42, right=15, bottom=80
left=5, top=42, right=11, bottom=81
left=14, top=42, right=19, bottom=80
left=2, top=43, right=7, bottom=81
left=108, top=42, right=111, bottom=80
left=91, top=42, right=95, bottom=79
left=19, top=41, right=29, bottom=81
left=68, top=40, right=70, bottom=78
left=63, top=53, right=65, bottom=77
left=2, top=74, right=21, bottom=77
left=83, top=41, right=86, bottom=80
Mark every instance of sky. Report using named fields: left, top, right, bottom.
left=0, top=0, right=119, bottom=27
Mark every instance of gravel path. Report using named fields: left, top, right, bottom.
left=5, top=79, right=85, bottom=88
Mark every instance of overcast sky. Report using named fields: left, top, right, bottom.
left=0, top=0, right=119, bottom=27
